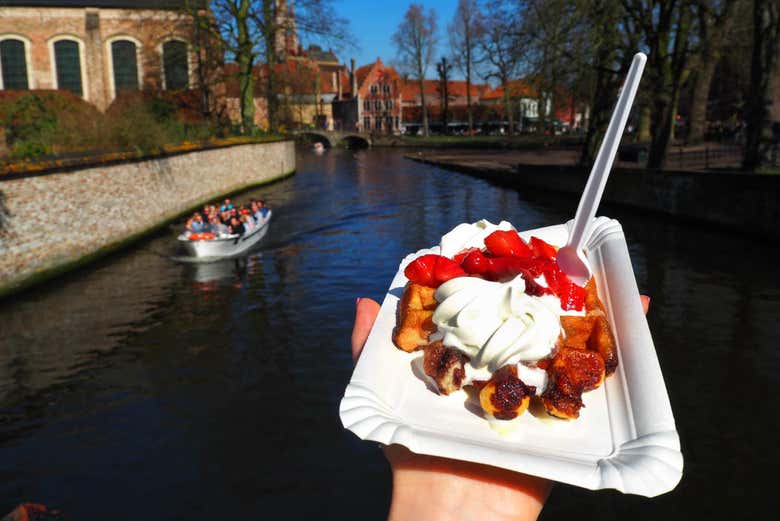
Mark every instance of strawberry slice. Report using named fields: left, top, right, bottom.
left=453, top=247, right=480, bottom=265
left=542, top=262, right=564, bottom=294
left=404, top=254, right=466, bottom=287
left=557, top=279, right=587, bottom=311
left=541, top=261, right=585, bottom=310
left=529, top=236, right=557, bottom=260
left=519, top=270, right=554, bottom=297
left=461, top=250, right=491, bottom=275
left=433, top=256, right=466, bottom=285
left=484, top=230, right=533, bottom=258
left=404, top=254, right=438, bottom=287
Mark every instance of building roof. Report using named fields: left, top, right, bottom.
left=354, top=58, right=401, bottom=97
left=0, top=1, right=207, bottom=9
left=481, top=80, right=538, bottom=101
left=400, top=79, right=489, bottom=102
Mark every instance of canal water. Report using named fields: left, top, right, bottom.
left=0, top=148, right=776, bottom=520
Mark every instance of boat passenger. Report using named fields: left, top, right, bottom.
left=241, top=214, right=254, bottom=232
left=257, top=200, right=269, bottom=218
left=220, top=198, right=233, bottom=212
left=208, top=216, right=229, bottom=236
left=228, top=216, right=245, bottom=236
left=186, top=213, right=206, bottom=233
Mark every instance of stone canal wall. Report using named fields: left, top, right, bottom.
left=409, top=156, right=780, bottom=239
left=0, top=140, right=295, bottom=298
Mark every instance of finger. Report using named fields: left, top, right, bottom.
left=351, top=298, right=381, bottom=364
left=640, top=295, right=650, bottom=315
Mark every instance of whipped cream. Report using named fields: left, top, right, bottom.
left=439, top=219, right=515, bottom=258
left=433, top=275, right=563, bottom=372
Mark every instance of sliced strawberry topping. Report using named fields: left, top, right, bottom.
left=404, top=254, right=466, bottom=288
left=433, top=256, right=467, bottom=285
left=519, top=271, right=554, bottom=297
left=453, top=247, right=480, bottom=265
left=461, top=250, right=491, bottom=275
left=404, top=254, right=438, bottom=287
left=541, top=260, right=585, bottom=311
left=529, top=236, right=557, bottom=260
left=557, top=278, right=587, bottom=311
left=484, top=230, right=533, bottom=258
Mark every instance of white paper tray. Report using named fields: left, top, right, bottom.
left=340, top=217, right=683, bottom=497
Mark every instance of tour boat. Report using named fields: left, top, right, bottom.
left=178, top=210, right=272, bottom=258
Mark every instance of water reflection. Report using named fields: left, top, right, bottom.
left=0, top=148, right=777, bottom=520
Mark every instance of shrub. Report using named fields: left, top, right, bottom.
left=0, top=89, right=229, bottom=161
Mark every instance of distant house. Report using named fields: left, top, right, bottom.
left=354, top=58, right=402, bottom=134
left=400, top=79, right=489, bottom=131
left=332, top=57, right=402, bottom=134
left=0, top=0, right=212, bottom=111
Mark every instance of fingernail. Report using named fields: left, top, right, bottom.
left=356, top=297, right=361, bottom=307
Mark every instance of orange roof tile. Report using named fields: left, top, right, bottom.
left=481, top=80, right=538, bottom=100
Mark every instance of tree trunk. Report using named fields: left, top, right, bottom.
left=420, top=77, right=429, bottom=137
left=502, top=79, right=514, bottom=136
left=646, top=4, right=693, bottom=169
left=687, top=58, right=717, bottom=144
left=465, top=38, right=473, bottom=134
left=580, top=64, right=614, bottom=165
left=637, top=104, right=651, bottom=142
left=237, top=0, right=254, bottom=133
left=262, top=0, right=278, bottom=133
left=742, top=0, right=780, bottom=171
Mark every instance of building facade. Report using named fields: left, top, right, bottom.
left=0, top=1, right=209, bottom=111
left=351, top=58, right=402, bottom=134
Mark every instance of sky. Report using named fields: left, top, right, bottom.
left=301, top=0, right=461, bottom=78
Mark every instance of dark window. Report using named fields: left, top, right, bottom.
left=0, top=39, right=29, bottom=90
left=163, top=40, right=188, bottom=90
left=111, top=40, right=139, bottom=93
left=54, top=39, right=83, bottom=96
left=363, top=116, right=370, bottom=130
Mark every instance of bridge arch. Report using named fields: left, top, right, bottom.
left=338, top=134, right=370, bottom=149
left=296, top=132, right=332, bottom=148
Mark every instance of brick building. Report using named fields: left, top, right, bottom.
left=0, top=1, right=211, bottom=111
left=331, top=57, right=402, bottom=134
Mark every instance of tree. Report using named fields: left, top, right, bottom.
left=621, top=0, right=696, bottom=169
left=686, top=0, right=739, bottom=144
left=478, top=0, right=524, bottom=135
left=449, top=0, right=484, bottom=134
left=522, top=0, right=582, bottom=135
left=576, top=0, right=640, bottom=164
left=206, top=0, right=350, bottom=133
left=742, top=0, right=780, bottom=169
left=436, top=56, right=453, bottom=133
left=393, top=4, right=438, bottom=137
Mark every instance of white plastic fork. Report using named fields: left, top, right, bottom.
left=557, top=52, right=647, bottom=286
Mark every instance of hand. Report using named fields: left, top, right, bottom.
left=351, top=295, right=651, bottom=521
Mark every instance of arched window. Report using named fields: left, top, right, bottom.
left=0, top=38, right=29, bottom=90
left=162, top=40, right=188, bottom=90
left=111, top=39, right=139, bottom=94
left=53, top=39, right=83, bottom=96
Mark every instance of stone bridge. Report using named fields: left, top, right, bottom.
left=292, top=130, right=372, bottom=148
